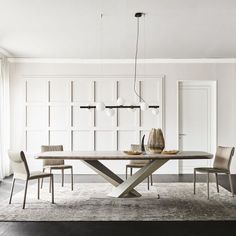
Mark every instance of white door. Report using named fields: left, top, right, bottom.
left=178, top=81, right=217, bottom=173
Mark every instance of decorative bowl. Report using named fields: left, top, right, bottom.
left=161, top=150, right=179, bottom=155
left=123, top=150, right=142, bottom=155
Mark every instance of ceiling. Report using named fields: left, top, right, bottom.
left=0, top=0, right=236, bottom=58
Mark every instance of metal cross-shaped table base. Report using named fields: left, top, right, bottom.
left=82, top=159, right=168, bottom=198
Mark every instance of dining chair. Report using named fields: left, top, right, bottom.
left=41, top=145, right=73, bottom=191
left=194, top=146, right=235, bottom=199
left=8, top=151, right=54, bottom=209
left=125, top=144, right=153, bottom=190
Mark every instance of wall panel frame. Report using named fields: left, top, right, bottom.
left=24, top=76, right=165, bottom=160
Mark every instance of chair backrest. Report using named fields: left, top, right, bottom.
left=8, top=151, right=30, bottom=179
left=41, top=145, right=64, bottom=166
left=129, top=144, right=149, bottom=165
left=213, top=146, right=235, bottom=171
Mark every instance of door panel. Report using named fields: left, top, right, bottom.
left=178, top=82, right=216, bottom=173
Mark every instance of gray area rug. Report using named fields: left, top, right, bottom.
left=0, top=183, right=236, bottom=221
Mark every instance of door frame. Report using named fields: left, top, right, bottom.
left=177, top=80, right=217, bottom=174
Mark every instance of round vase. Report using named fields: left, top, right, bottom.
left=147, top=128, right=165, bottom=153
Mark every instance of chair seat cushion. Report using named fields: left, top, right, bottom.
left=29, top=171, right=52, bottom=179
left=194, top=167, right=229, bottom=173
left=44, top=165, right=72, bottom=170
left=126, top=163, right=147, bottom=168
left=129, top=160, right=150, bottom=165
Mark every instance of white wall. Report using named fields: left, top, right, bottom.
left=9, top=61, right=236, bottom=174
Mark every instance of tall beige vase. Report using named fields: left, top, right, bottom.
left=147, top=128, right=165, bottom=153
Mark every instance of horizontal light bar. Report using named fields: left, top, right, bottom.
left=80, top=105, right=159, bottom=109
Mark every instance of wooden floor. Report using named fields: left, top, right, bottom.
left=0, top=174, right=235, bottom=236
left=1, top=221, right=236, bottom=236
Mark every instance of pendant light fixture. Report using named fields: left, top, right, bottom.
left=80, top=12, right=159, bottom=116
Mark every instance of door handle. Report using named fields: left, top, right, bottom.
left=179, top=133, right=187, bottom=136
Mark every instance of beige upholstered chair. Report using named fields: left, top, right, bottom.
left=125, top=144, right=153, bottom=190
left=8, top=151, right=54, bottom=209
left=194, top=146, right=235, bottom=199
left=41, top=145, right=73, bottom=191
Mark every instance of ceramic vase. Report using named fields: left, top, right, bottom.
left=147, top=128, right=165, bottom=153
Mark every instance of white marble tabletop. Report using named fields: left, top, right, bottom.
left=35, top=150, right=213, bottom=160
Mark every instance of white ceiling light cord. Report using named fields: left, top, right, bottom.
left=100, top=13, right=103, bottom=75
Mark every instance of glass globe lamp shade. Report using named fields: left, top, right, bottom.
left=96, top=102, right=105, bottom=111
left=151, top=108, right=159, bottom=115
left=105, top=108, right=115, bottom=117
left=117, top=97, right=125, bottom=106
left=140, top=102, right=148, bottom=111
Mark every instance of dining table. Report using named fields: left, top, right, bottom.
left=35, top=150, right=213, bottom=198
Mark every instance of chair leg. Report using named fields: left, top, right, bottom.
left=215, top=173, right=219, bottom=193
left=207, top=172, right=210, bottom=200
left=130, top=168, right=133, bottom=176
left=51, top=175, right=54, bottom=204
left=38, top=178, right=40, bottom=199
left=9, top=178, right=15, bottom=204
left=125, top=166, right=128, bottom=180
left=23, top=180, right=28, bottom=209
left=41, top=168, right=45, bottom=189
left=228, top=173, right=234, bottom=197
left=147, top=176, right=150, bottom=190
left=49, top=169, right=52, bottom=193
left=62, top=169, right=64, bottom=187
left=151, top=174, right=153, bottom=186
left=193, top=169, right=196, bottom=194
left=71, top=167, right=73, bottom=191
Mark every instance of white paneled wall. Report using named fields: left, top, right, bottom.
left=25, top=77, right=163, bottom=173
left=10, top=62, right=236, bottom=174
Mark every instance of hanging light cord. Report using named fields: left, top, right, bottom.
left=133, top=16, right=148, bottom=104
